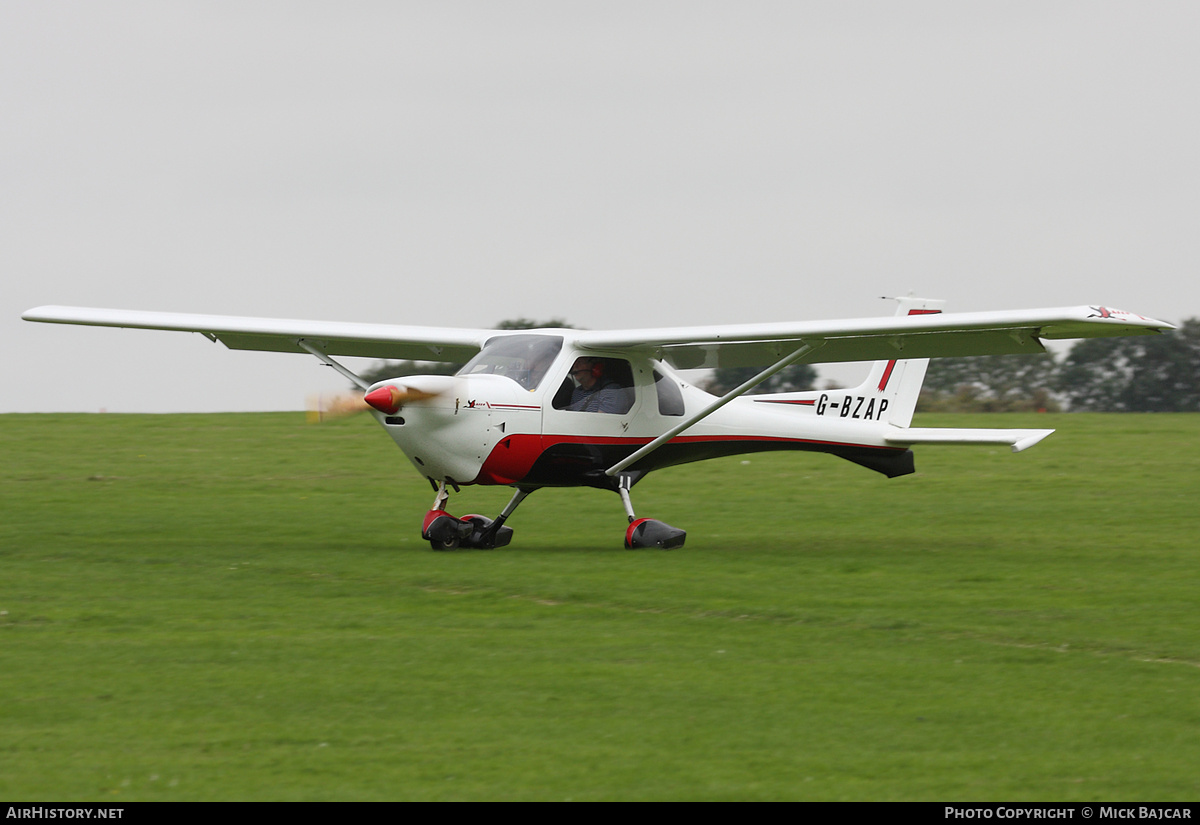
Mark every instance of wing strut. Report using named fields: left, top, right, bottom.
left=297, top=339, right=369, bottom=390
left=604, top=339, right=826, bottom=477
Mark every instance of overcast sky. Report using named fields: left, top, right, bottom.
left=4, top=1, right=1197, bottom=413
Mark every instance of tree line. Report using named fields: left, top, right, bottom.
left=919, top=318, right=1200, bottom=412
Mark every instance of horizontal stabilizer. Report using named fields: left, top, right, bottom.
left=884, top=427, right=1054, bottom=454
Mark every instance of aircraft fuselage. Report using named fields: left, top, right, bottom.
left=372, top=337, right=911, bottom=491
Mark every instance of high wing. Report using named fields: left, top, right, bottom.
left=574, top=305, right=1174, bottom=369
left=23, top=303, right=1173, bottom=370
left=21, top=305, right=491, bottom=363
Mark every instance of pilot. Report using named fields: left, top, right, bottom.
left=565, top=357, right=627, bottom=413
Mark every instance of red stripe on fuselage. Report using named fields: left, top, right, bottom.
left=474, top=432, right=900, bottom=485
left=474, top=434, right=545, bottom=485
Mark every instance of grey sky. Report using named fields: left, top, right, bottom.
left=4, top=2, right=1197, bottom=412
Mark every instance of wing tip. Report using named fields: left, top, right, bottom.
left=1011, top=430, right=1055, bottom=453
left=22, top=305, right=59, bottom=322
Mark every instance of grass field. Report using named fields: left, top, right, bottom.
left=2, top=411, right=1198, bottom=800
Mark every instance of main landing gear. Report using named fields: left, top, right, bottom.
left=616, top=474, right=687, bottom=550
left=419, top=476, right=686, bottom=551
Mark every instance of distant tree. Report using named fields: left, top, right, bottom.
left=1056, top=319, right=1200, bottom=411
left=358, top=359, right=460, bottom=386
left=356, top=318, right=576, bottom=387
left=700, top=364, right=817, bottom=396
left=918, top=353, right=1061, bottom=413
left=493, top=317, right=574, bottom=330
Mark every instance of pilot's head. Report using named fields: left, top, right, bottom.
left=570, top=357, right=602, bottom=390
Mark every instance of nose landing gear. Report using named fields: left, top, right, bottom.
left=421, top=482, right=529, bottom=551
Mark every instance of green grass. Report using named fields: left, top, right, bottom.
left=2, top=412, right=1198, bottom=800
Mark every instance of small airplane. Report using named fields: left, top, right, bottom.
left=23, top=299, right=1173, bottom=550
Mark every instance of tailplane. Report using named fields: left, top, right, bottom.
left=884, top=426, right=1053, bottom=454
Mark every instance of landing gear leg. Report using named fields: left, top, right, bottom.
left=422, top=481, right=472, bottom=551
left=471, top=487, right=533, bottom=549
left=617, top=474, right=686, bottom=550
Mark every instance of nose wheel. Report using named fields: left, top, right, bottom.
left=421, top=483, right=530, bottom=550
left=424, top=513, right=511, bottom=551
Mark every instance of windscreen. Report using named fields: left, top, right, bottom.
left=456, top=334, right=564, bottom=390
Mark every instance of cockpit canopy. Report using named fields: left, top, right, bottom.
left=456, top=334, right=564, bottom=391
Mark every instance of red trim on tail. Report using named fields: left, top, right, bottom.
left=875, top=308, right=941, bottom=391
left=877, top=360, right=898, bottom=392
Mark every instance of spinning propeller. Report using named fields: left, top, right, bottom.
left=305, top=392, right=368, bottom=423
left=306, top=382, right=447, bottom=422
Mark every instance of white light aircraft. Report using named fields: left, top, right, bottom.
left=23, top=300, right=1172, bottom=550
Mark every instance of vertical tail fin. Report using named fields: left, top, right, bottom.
left=747, top=297, right=944, bottom=428
left=853, top=297, right=944, bottom=428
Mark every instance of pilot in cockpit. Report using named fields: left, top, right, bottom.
left=563, top=357, right=631, bottom=414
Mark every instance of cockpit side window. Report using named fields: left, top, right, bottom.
left=553, top=357, right=635, bottom=414
left=456, top=335, right=563, bottom=391
left=653, top=369, right=685, bottom=416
